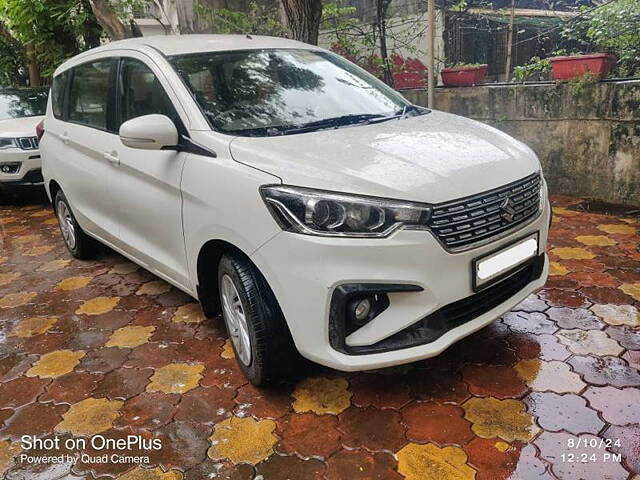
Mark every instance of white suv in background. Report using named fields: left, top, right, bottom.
left=0, top=88, right=48, bottom=193
left=41, top=35, right=550, bottom=385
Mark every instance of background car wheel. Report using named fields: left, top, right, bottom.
left=54, top=190, right=99, bottom=259
left=218, top=252, right=298, bottom=386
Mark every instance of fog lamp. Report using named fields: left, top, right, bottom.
left=0, top=163, right=20, bottom=174
left=353, top=298, right=371, bottom=323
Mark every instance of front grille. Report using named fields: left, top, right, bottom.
left=340, top=253, right=545, bottom=355
left=17, top=136, right=38, bottom=150
left=428, top=172, right=542, bottom=250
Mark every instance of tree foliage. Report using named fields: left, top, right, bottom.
left=562, top=0, right=640, bottom=75
left=195, top=1, right=287, bottom=36
left=0, top=0, right=101, bottom=84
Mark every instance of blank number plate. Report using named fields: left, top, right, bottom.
left=473, top=233, right=539, bottom=290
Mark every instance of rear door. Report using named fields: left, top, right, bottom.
left=47, top=57, right=121, bottom=244
left=108, top=54, right=191, bottom=291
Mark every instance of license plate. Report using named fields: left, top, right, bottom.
left=473, top=232, right=539, bottom=291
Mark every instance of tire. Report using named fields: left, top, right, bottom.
left=218, top=252, right=298, bottom=385
left=54, top=190, right=100, bottom=259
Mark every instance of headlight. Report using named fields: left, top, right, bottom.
left=261, top=185, right=431, bottom=238
left=0, top=138, right=17, bottom=150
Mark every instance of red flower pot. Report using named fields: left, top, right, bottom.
left=550, top=53, right=616, bottom=80
left=441, top=65, right=487, bottom=87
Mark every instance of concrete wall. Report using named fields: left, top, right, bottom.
left=403, top=80, right=640, bottom=207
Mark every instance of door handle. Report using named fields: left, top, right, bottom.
left=103, top=151, right=120, bottom=166
left=59, top=132, right=69, bottom=144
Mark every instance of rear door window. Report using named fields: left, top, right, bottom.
left=68, top=59, right=113, bottom=130
left=51, top=72, right=68, bottom=119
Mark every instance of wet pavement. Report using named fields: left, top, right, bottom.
left=0, top=193, right=639, bottom=480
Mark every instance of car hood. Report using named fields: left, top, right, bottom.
left=228, top=110, right=541, bottom=204
left=0, top=115, right=43, bottom=137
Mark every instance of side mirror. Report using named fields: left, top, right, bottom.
left=119, top=114, right=179, bottom=150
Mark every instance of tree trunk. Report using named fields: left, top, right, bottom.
left=376, top=0, right=393, bottom=86
left=281, top=0, right=323, bottom=45
left=177, top=0, right=197, bottom=33
left=26, top=44, right=40, bottom=87
left=89, top=0, right=130, bottom=40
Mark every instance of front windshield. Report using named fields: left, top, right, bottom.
left=170, top=49, right=411, bottom=136
left=0, top=89, right=48, bottom=121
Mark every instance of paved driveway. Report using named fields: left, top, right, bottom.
left=0, top=194, right=639, bottom=480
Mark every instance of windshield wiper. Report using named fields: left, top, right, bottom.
left=278, top=113, right=389, bottom=135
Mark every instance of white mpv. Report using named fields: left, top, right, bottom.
left=41, top=35, right=550, bottom=385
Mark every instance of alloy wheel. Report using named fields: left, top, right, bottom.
left=56, top=200, right=76, bottom=250
left=220, top=273, right=252, bottom=366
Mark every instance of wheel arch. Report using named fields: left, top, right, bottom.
left=48, top=179, right=62, bottom=206
left=196, top=239, right=253, bottom=316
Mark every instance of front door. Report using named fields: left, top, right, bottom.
left=109, top=54, right=191, bottom=291
left=51, top=58, right=121, bottom=245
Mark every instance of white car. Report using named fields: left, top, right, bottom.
left=41, top=35, right=550, bottom=385
left=0, top=88, right=48, bottom=193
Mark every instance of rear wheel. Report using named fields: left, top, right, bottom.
left=54, top=190, right=99, bottom=259
left=218, top=252, right=298, bottom=385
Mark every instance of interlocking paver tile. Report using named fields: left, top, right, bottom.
left=557, top=329, right=624, bottom=356
left=606, top=325, right=640, bottom=350
left=146, top=363, right=204, bottom=394
left=256, top=454, right=326, bottom=480
left=338, top=405, right=406, bottom=451
left=515, top=359, right=586, bottom=393
left=569, top=355, right=640, bottom=387
left=0, top=440, right=22, bottom=476
left=115, top=391, right=179, bottom=430
left=464, top=437, right=524, bottom=480
left=106, top=325, right=156, bottom=348
left=349, top=373, right=412, bottom=409
left=462, top=397, right=540, bottom=442
left=277, top=412, right=341, bottom=458
left=75, top=296, right=120, bottom=315
left=403, top=402, right=474, bottom=446
left=0, top=377, right=49, bottom=409
left=539, top=288, right=590, bottom=308
left=292, top=377, right=351, bottom=415
left=93, top=367, right=153, bottom=399
left=397, top=443, right=475, bottom=480
left=462, top=365, right=527, bottom=398
left=26, top=349, right=85, bottom=378
left=603, top=424, right=640, bottom=474
left=583, top=386, right=640, bottom=425
left=502, top=311, right=557, bottom=334
left=591, top=303, right=640, bottom=326
left=39, top=371, right=102, bottom=404
left=207, top=416, right=277, bottom=465
left=55, top=397, right=123, bottom=435
left=507, top=333, right=571, bottom=361
left=524, top=392, right=604, bottom=434
left=174, top=386, right=235, bottom=424
left=326, top=449, right=401, bottom=480
left=546, top=307, right=602, bottom=329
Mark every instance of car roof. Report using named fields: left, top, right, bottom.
left=73, top=34, right=320, bottom=59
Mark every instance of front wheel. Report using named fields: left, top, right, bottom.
left=54, top=190, right=99, bottom=259
left=218, top=252, right=298, bottom=385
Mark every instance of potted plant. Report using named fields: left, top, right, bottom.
left=550, top=53, right=616, bottom=80
left=441, top=63, right=488, bottom=87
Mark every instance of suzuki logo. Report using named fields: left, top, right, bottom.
left=501, top=197, right=516, bottom=223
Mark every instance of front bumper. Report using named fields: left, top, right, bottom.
left=0, top=149, right=43, bottom=186
left=251, top=200, right=550, bottom=371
